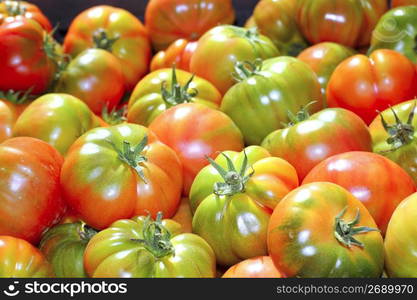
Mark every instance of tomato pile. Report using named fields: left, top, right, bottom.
left=0, top=0, right=417, bottom=278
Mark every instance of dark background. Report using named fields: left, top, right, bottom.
left=30, top=0, right=259, bottom=41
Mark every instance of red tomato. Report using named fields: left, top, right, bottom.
left=150, top=39, right=198, bottom=72
left=0, top=1, right=51, bottom=31
left=327, top=49, right=417, bottom=124
left=149, top=103, right=244, bottom=195
left=303, top=151, right=416, bottom=234
left=145, top=0, right=235, bottom=51
left=392, top=0, right=417, bottom=7
left=0, top=18, right=57, bottom=95
left=0, top=137, right=65, bottom=244
left=222, top=256, right=283, bottom=278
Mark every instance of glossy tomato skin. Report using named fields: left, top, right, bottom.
left=190, top=25, right=280, bottom=95
left=262, top=108, right=372, bottom=180
left=327, top=49, right=417, bottom=124
left=252, top=0, right=307, bottom=56
left=0, top=1, right=52, bottom=31
left=13, top=93, right=101, bottom=155
left=222, top=256, right=282, bottom=278
left=0, top=236, right=53, bottom=277
left=0, top=137, right=65, bottom=244
left=268, top=182, right=384, bottom=278
left=392, top=0, right=417, bottom=7
left=61, top=124, right=183, bottom=230
left=0, top=19, right=56, bottom=95
left=303, top=151, right=416, bottom=234
left=145, top=0, right=235, bottom=51
left=297, top=42, right=356, bottom=99
left=63, top=5, right=151, bottom=91
left=150, top=39, right=198, bottom=72
left=172, top=197, right=193, bottom=233
left=84, top=216, right=216, bottom=278
left=39, top=222, right=97, bottom=278
left=55, top=49, right=125, bottom=115
left=149, top=103, right=244, bottom=195
left=369, top=6, right=417, bottom=63
left=385, top=193, right=417, bottom=277
left=127, top=68, right=221, bottom=126
left=295, top=0, right=387, bottom=48
left=221, top=56, right=324, bottom=145
left=191, top=146, right=299, bottom=266
left=0, top=99, right=29, bottom=143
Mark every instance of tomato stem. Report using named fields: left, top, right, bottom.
left=160, top=66, right=198, bottom=107
left=0, top=89, right=32, bottom=104
left=101, top=106, right=127, bottom=125
left=232, top=59, right=263, bottom=82
left=5, top=0, right=26, bottom=17
left=93, top=30, right=119, bottom=51
left=284, top=101, right=317, bottom=127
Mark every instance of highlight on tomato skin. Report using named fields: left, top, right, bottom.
left=222, top=256, right=283, bottom=278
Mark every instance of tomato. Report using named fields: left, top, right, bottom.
left=190, top=25, right=280, bottom=95
left=369, top=99, right=417, bottom=184
left=252, top=0, right=308, bottom=56
left=0, top=18, right=57, bottom=95
left=0, top=137, right=65, bottom=244
left=384, top=192, right=417, bottom=277
left=295, top=0, right=387, bottom=48
left=61, top=124, right=183, bottom=230
left=369, top=6, right=417, bottom=63
left=127, top=67, right=221, bottom=127
left=84, top=214, right=216, bottom=278
left=145, top=0, right=235, bottom=51
left=297, top=42, right=356, bottom=99
left=55, top=49, right=125, bottom=114
left=39, top=222, right=97, bottom=278
left=13, top=93, right=101, bottom=155
left=221, top=57, right=323, bottom=145
left=63, top=5, right=151, bottom=91
left=268, top=182, right=384, bottom=278
left=191, top=146, right=298, bottom=266
left=172, top=197, right=193, bottom=233
left=0, top=236, right=53, bottom=278
left=149, top=103, right=244, bottom=195
left=327, top=49, right=417, bottom=124
left=150, top=39, right=198, bottom=72
left=262, top=108, right=372, bottom=180
left=222, top=256, right=282, bottom=278
left=0, top=0, right=52, bottom=31
left=303, top=151, right=416, bottom=234
left=392, top=0, right=417, bottom=7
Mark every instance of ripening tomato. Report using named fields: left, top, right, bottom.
left=297, top=42, right=356, bottom=99
left=384, top=192, right=417, bottom=277
left=262, top=108, right=372, bottom=180
left=150, top=39, right=198, bottom=72
left=303, top=151, right=416, bottom=234
left=61, top=124, right=183, bottom=230
left=145, top=0, right=235, bottom=51
left=0, top=137, right=65, bottom=244
left=172, top=198, right=193, bottom=233
left=369, top=99, right=417, bottom=185
left=0, top=0, right=52, bottom=31
left=191, top=146, right=299, bottom=266
left=392, top=0, right=417, bottom=7
left=13, top=93, right=101, bottom=155
left=190, top=25, right=280, bottom=95
left=295, top=0, right=387, bottom=48
left=84, top=214, right=216, bottom=278
left=268, top=182, right=384, bottom=278
left=63, top=5, right=151, bottom=91
left=327, top=49, right=417, bottom=124
left=55, top=49, right=125, bottom=114
left=0, top=236, right=53, bottom=277
left=252, top=0, right=308, bottom=56
left=39, top=222, right=97, bottom=278
left=149, top=103, right=244, bottom=195
left=221, top=56, right=324, bottom=145
left=127, top=67, right=221, bottom=127
left=222, top=256, right=283, bottom=278
left=0, top=18, right=57, bottom=95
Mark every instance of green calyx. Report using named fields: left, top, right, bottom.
left=93, top=30, right=119, bottom=51
left=379, top=102, right=416, bottom=150
left=133, top=212, right=175, bottom=259
left=107, top=136, right=148, bottom=183
left=334, top=207, right=379, bottom=248
left=5, top=0, right=26, bottom=17
left=244, top=27, right=266, bottom=45
left=232, top=59, right=263, bottom=82
left=283, top=101, right=317, bottom=127
left=77, top=222, right=97, bottom=242
left=0, top=89, right=32, bottom=104
left=207, top=151, right=254, bottom=196
left=101, top=106, right=127, bottom=126
left=160, top=66, right=198, bottom=107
